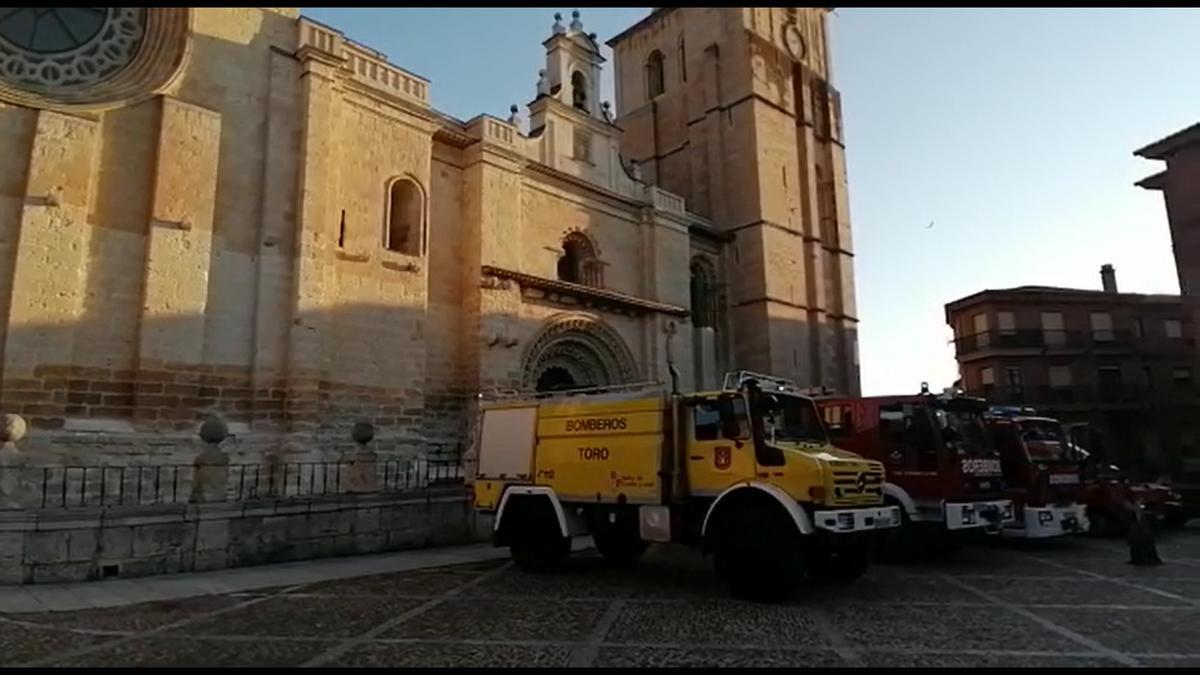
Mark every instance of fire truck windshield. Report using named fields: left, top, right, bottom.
left=1018, top=419, right=1071, bottom=461
left=758, top=393, right=828, bottom=444
left=935, top=408, right=993, bottom=455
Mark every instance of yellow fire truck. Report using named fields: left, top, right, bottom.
left=470, top=369, right=901, bottom=601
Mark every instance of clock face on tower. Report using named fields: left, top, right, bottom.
left=784, top=22, right=806, bottom=61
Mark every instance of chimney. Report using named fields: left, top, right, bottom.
left=1100, top=264, right=1118, bottom=293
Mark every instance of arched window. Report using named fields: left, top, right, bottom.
left=645, top=50, right=665, bottom=99
left=557, top=233, right=602, bottom=288
left=690, top=258, right=717, bottom=329
left=571, top=70, right=588, bottom=112
left=385, top=178, right=423, bottom=255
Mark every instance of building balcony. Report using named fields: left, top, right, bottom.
left=969, top=384, right=1199, bottom=410
left=954, top=329, right=1147, bottom=359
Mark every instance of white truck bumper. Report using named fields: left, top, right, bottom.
left=813, top=505, right=903, bottom=534
left=1002, top=503, right=1089, bottom=539
left=943, top=499, right=1016, bottom=531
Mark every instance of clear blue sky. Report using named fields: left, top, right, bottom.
left=306, top=8, right=1200, bottom=395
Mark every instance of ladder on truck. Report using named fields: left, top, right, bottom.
left=721, top=370, right=832, bottom=397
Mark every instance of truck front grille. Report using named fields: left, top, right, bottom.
left=831, top=468, right=885, bottom=505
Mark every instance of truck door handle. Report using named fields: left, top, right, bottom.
left=689, top=455, right=704, bottom=461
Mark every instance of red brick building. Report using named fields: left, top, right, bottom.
left=945, top=267, right=1199, bottom=477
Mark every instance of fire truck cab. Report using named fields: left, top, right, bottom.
left=816, top=387, right=1015, bottom=550
left=984, top=407, right=1089, bottom=539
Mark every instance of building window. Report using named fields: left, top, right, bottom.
left=980, top=367, right=995, bottom=387
left=690, top=258, right=718, bottom=329
left=645, top=49, right=665, bottom=99
left=572, top=127, right=592, bottom=164
left=1098, top=366, right=1122, bottom=399
left=1165, top=318, right=1183, bottom=339
left=1090, top=312, right=1113, bottom=342
left=973, top=313, right=990, bottom=347
left=384, top=177, right=424, bottom=255
left=678, top=35, right=686, bottom=82
left=1174, top=367, right=1194, bottom=388
left=557, top=232, right=602, bottom=288
left=997, top=311, right=1016, bottom=336
left=1004, top=367, right=1023, bottom=398
left=1049, top=366, right=1072, bottom=389
left=1041, top=311, right=1065, bottom=346
left=571, top=70, right=588, bottom=112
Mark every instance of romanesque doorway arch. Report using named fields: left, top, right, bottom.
left=521, top=314, right=638, bottom=393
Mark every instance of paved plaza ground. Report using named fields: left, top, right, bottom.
left=2, top=527, right=1199, bottom=667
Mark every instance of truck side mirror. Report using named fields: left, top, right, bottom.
left=717, top=397, right=742, bottom=440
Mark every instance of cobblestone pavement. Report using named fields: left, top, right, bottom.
left=2, top=527, right=1199, bottom=667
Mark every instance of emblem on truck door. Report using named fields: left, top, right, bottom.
left=857, top=473, right=867, bottom=492
left=714, top=446, right=732, bottom=470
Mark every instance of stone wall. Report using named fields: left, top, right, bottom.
left=0, top=491, right=491, bottom=585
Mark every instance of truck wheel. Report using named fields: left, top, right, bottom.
left=508, top=504, right=570, bottom=573
left=711, top=505, right=803, bottom=602
left=877, top=501, right=915, bottom=563
left=593, top=528, right=649, bottom=567
left=808, top=542, right=870, bottom=584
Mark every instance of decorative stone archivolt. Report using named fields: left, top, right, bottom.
left=521, top=313, right=638, bottom=391
left=0, top=7, right=191, bottom=112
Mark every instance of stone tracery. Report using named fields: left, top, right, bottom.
left=522, top=314, right=638, bottom=392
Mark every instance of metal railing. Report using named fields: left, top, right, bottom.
left=953, top=329, right=1148, bottom=355
left=25, top=456, right=465, bottom=510
left=968, top=385, right=1200, bottom=408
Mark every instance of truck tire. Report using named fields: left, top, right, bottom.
left=877, top=499, right=915, bottom=563
left=508, top=501, right=570, bottom=573
left=593, top=528, right=649, bottom=567
left=808, top=542, right=870, bottom=584
left=711, top=503, right=804, bottom=602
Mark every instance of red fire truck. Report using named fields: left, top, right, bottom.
left=1067, top=427, right=1180, bottom=537
left=984, top=407, right=1089, bottom=539
left=816, top=386, right=1015, bottom=554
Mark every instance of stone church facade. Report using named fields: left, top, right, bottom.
left=0, top=7, right=858, bottom=464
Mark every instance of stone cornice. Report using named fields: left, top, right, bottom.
left=482, top=266, right=689, bottom=318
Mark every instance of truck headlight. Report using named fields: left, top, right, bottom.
left=962, top=508, right=976, bottom=525
left=1038, top=511, right=1054, bottom=524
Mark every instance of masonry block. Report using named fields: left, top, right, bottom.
left=25, top=531, right=68, bottom=564
left=31, top=561, right=93, bottom=584
left=195, top=519, right=229, bottom=551
left=131, top=522, right=187, bottom=558
left=353, top=506, right=380, bottom=534
left=99, top=526, right=134, bottom=559
left=67, top=529, right=99, bottom=562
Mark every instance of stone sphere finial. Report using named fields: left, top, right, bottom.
left=1, top=413, right=27, bottom=444
left=351, top=421, right=375, bottom=446
left=198, top=416, right=229, bottom=445
left=553, top=12, right=565, bottom=34
left=510, top=104, right=519, bottom=114
left=570, top=9, right=583, bottom=32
